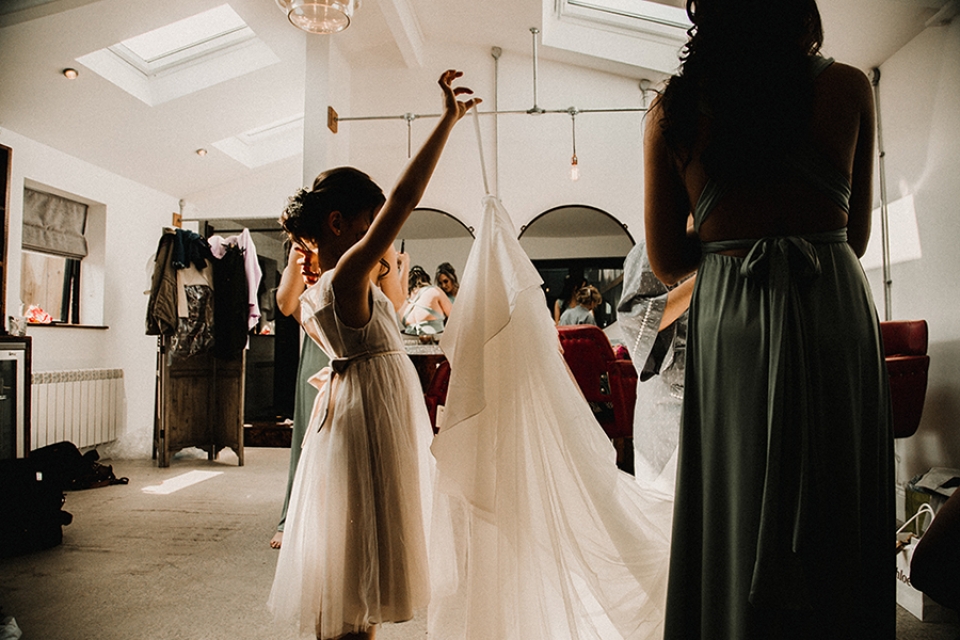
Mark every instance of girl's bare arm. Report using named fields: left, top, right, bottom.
left=333, top=70, right=480, bottom=327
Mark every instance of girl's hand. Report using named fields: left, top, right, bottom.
left=438, top=69, right=481, bottom=122
left=295, top=246, right=320, bottom=285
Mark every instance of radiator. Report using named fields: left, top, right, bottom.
left=31, top=369, right=124, bottom=450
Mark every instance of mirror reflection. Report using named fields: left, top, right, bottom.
left=518, top=205, right=634, bottom=331
left=396, top=208, right=474, bottom=340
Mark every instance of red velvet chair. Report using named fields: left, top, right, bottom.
left=880, top=320, right=930, bottom=438
left=557, top=325, right=637, bottom=471
left=423, top=359, right=451, bottom=434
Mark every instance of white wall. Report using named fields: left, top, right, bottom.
left=184, top=41, right=648, bottom=240
left=0, top=127, right=177, bottom=457
left=350, top=43, right=647, bottom=236
left=867, top=19, right=960, bottom=483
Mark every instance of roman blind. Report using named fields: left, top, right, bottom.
left=22, top=188, right=88, bottom=258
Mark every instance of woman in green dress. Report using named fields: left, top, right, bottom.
left=644, top=1, right=894, bottom=638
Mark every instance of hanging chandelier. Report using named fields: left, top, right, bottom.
left=275, top=0, right=360, bottom=34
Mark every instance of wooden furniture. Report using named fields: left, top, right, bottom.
left=153, top=336, right=245, bottom=467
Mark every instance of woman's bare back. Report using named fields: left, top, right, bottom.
left=684, top=61, right=876, bottom=255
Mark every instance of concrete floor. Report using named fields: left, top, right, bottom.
left=0, top=446, right=956, bottom=640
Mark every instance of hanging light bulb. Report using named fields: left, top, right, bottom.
left=275, top=0, right=360, bottom=34
left=569, top=108, right=580, bottom=181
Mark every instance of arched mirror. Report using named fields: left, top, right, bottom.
left=396, top=208, right=474, bottom=387
left=518, top=205, right=634, bottom=330
left=396, top=207, right=474, bottom=293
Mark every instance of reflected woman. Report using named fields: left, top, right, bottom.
left=435, top=262, right=459, bottom=304
left=400, top=265, right=452, bottom=336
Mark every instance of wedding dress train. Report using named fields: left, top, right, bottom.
left=429, top=194, right=674, bottom=640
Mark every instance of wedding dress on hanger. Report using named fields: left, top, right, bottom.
left=429, top=182, right=675, bottom=638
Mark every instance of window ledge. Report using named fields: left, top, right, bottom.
left=25, top=323, right=109, bottom=330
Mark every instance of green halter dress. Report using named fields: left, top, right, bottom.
left=663, top=57, right=895, bottom=640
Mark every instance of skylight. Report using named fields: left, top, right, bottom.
left=542, top=0, right=691, bottom=74
left=212, top=114, right=305, bottom=169
left=110, top=5, right=252, bottom=76
left=563, top=0, right=691, bottom=36
left=76, top=4, right=279, bottom=106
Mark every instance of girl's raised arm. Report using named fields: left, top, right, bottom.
left=333, top=70, right=480, bottom=327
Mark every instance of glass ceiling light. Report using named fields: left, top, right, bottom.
left=275, top=0, right=359, bottom=34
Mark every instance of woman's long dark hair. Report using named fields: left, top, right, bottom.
left=658, top=0, right=824, bottom=184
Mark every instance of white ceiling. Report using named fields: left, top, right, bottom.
left=0, top=0, right=950, bottom=201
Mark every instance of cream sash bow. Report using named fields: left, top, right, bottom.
left=306, top=349, right=405, bottom=437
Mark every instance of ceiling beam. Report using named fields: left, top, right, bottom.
left=379, top=0, right=425, bottom=69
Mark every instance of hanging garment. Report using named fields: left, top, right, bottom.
left=209, top=229, right=262, bottom=332
left=211, top=243, right=249, bottom=361
left=616, top=239, right=686, bottom=490
left=146, top=228, right=215, bottom=356
left=429, top=194, right=674, bottom=640
left=146, top=231, right=179, bottom=336
left=171, top=263, right=214, bottom=358
left=268, top=272, right=434, bottom=640
left=171, top=228, right=212, bottom=270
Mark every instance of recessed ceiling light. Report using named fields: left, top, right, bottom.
left=196, top=148, right=208, bottom=157
left=62, top=68, right=79, bottom=79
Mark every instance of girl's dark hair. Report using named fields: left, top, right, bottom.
left=658, top=0, right=824, bottom=184
left=279, top=167, right=386, bottom=249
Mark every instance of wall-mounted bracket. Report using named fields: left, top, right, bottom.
left=327, top=106, right=339, bottom=134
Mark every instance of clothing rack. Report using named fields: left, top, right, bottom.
left=148, top=228, right=250, bottom=467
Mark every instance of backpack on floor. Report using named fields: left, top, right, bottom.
left=0, top=457, right=73, bottom=557
left=29, top=441, right=129, bottom=490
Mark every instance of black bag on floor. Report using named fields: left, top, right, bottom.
left=29, top=441, right=128, bottom=490
left=0, top=457, right=73, bottom=557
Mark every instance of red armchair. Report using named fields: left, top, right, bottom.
left=880, top=320, right=930, bottom=438
left=557, top=325, right=638, bottom=470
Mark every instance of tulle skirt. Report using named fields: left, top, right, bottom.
left=268, top=353, right=435, bottom=639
